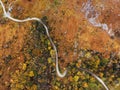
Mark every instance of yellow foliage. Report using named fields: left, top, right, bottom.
left=65, top=9, right=74, bottom=17
left=30, top=84, right=37, bottom=90
left=48, top=46, right=51, bottom=50
left=83, top=82, right=88, bottom=88
left=95, top=59, right=100, bottom=68
left=77, top=71, right=81, bottom=76
left=74, top=76, right=79, bottom=82
left=43, top=66, right=47, bottom=69
left=99, top=72, right=104, bottom=78
left=15, top=70, right=20, bottom=75
left=29, top=71, right=34, bottom=77
left=50, top=50, right=55, bottom=57
left=16, top=84, right=24, bottom=89
left=76, top=63, right=80, bottom=68
left=22, top=63, right=27, bottom=71
left=48, top=57, right=52, bottom=63
left=85, top=52, right=91, bottom=58
left=90, top=77, right=96, bottom=82
left=54, top=86, right=59, bottom=90
left=69, top=76, right=73, bottom=82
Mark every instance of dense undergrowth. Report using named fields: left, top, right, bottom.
left=8, top=19, right=120, bottom=90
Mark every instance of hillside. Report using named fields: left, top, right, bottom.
left=0, top=0, right=120, bottom=90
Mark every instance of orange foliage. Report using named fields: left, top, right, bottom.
left=47, top=0, right=120, bottom=64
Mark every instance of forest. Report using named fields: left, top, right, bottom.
left=0, top=0, right=120, bottom=90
